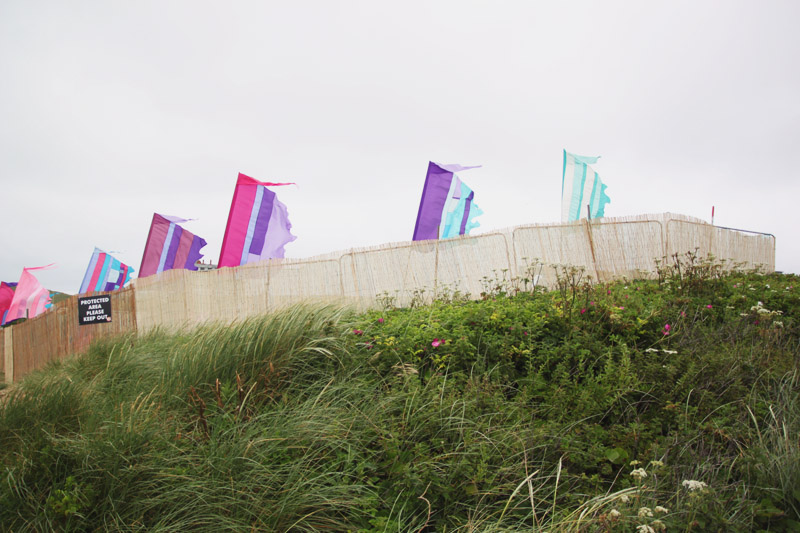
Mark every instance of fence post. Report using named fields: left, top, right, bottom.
left=584, top=219, right=601, bottom=282
left=4, top=327, right=12, bottom=385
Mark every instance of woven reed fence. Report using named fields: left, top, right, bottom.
left=4, top=287, right=137, bottom=382
left=135, top=213, right=774, bottom=332
left=3, top=213, right=775, bottom=383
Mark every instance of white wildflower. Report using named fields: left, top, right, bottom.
left=740, top=313, right=749, bottom=317
left=636, top=525, right=655, bottom=533
left=765, top=284, right=770, bottom=289
left=638, top=507, right=654, bottom=518
left=654, top=505, right=668, bottom=513
left=682, top=479, right=707, bottom=491
left=620, top=494, right=631, bottom=503
left=775, top=321, right=784, bottom=328
left=630, top=468, right=648, bottom=481
left=649, top=460, right=665, bottom=468
left=630, top=460, right=641, bottom=466
left=651, top=519, right=667, bottom=532
left=609, top=509, right=621, bottom=518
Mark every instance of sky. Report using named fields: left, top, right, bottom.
left=2, top=1, right=799, bottom=294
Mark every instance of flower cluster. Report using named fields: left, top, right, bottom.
left=682, top=479, right=708, bottom=491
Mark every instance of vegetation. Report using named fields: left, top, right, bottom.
left=0, top=254, right=798, bottom=531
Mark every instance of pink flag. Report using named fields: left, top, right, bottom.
left=4, top=265, right=54, bottom=324
left=0, top=282, right=15, bottom=325
left=218, top=173, right=297, bottom=268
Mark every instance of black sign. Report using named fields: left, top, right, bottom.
left=78, top=296, right=112, bottom=325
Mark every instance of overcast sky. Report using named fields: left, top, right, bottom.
left=2, top=1, right=799, bottom=294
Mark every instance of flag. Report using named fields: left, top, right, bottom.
left=79, top=248, right=134, bottom=294
left=561, top=150, right=611, bottom=222
left=0, top=281, right=16, bottom=325
left=412, top=162, right=483, bottom=241
left=218, top=173, right=297, bottom=268
left=139, top=213, right=207, bottom=278
left=4, top=266, right=53, bottom=324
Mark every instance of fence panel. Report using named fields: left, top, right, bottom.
left=267, top=258, right=343, bottom=310
left=340, top=241, right=439, bottom=308
left=590, top=220, right=665, bottom=280
left=10, top=287, right=136, bottom=382
left=666, top=220, right=775, bottom=271
left=512, top=223, right=595, bottom=287
left=436, top=233, right=514, bottom=298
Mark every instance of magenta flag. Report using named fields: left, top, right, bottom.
left=0, top=282, right=15, bottom=325
left=139, top=214, right=207, bottom=278
left=218, top=173, right=297, bottom=268
left=4, top=265, right=54, bottom=324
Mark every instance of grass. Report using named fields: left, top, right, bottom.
left=0, top=259, right=798, bottom=531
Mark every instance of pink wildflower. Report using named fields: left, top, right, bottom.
left=607, top=290, right=611, bottom=295
left=431, top=339, right=442, bottom=347
left=378, top=318, right=385, bottom=324
left=706, top=304, right=712, bottom=309
left=523, top=331, right=529, bottom=336
left=680, top=311, right=686, bottom=317
left=353, top=329, right=363, bottom=335
left=663, top=323, right=671, bottom=335
left=580, top=308, right=587, bottom=314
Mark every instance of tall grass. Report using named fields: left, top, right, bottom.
left=0, top=268, right=798, bottom=531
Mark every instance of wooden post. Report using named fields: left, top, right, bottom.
left=4, top=327, right=12, bottom=384
left=584, top=206, right=601, bottom=282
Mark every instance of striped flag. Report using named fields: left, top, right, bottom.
left=4, top=266, right=53, bottom=324
left=561, top=150, right=611, bottom=222
left=139, top=214, right=207, bottom=278
left=218, top=173, right=297, bottom=268
left=413, top=162, right=483, bottom=241
left=0, top=281, right=16, bottom=325
left=79, top=248, right=134, bottom=294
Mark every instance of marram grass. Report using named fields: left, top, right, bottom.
left=1, top=267, right=799, bottom=531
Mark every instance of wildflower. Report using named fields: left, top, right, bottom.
left=775, top=321, right=784, bottom=328
left=609, top=509, right=621, bottom=519
left=651, top=520, right=666, bottom=532
left=630, top=468, right=648, bottom=481
left=607, top=289, right=611, bottom=295
left=682, top=479, right=707, bottom=491
left=662, top=323, right=671, bottom=335
left=523, top=331, right=528, bottom=336
left=353, top=329, right=363, bottom=335
left=431, top=339, right=442, bottom=347
left=365, top=343, right=374, bottom=350
left=638, top=507, right=653, bottom=518
left=654, top=505, right=668, bottom=514
left=765, top=284, right=770, bottom=289
left=649, top=460, right=665, bottom=468
left=580, top=308, right=587, bottom=314
left=636, top=525, right=655, bottom=533
left=680, top=311, right=686, bottom=317
left=620, top=494, right=631, bottom=503
left=378, top=318, right=385, bottom=324
left=619, top=306, right=625, bottom=310
left=629, top=460, right=641, bottom=466
left=590, top=301, right=595, bottom=305
left=706, top=304, right=712, bottom=309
